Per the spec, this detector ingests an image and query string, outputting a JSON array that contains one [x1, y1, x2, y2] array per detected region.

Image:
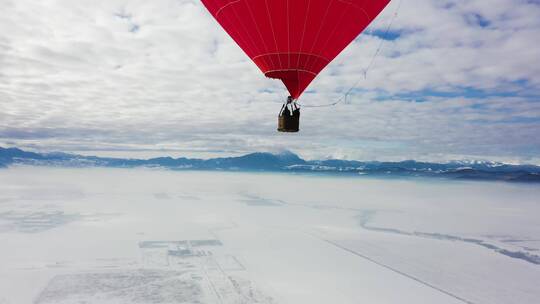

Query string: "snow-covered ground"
[[0, 167, 539, 304]]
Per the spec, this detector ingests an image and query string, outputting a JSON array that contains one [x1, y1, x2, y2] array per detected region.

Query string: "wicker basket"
[[278, 110, 300, 132]]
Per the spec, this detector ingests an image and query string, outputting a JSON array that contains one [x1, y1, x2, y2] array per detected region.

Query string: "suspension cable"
[[298, 0, 403, 108]]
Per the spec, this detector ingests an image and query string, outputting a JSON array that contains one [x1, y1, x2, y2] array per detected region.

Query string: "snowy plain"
[[0, 166, 539, 304]]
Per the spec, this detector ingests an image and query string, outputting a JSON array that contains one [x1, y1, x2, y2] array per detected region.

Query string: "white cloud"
[[0, 0, 539, 163]]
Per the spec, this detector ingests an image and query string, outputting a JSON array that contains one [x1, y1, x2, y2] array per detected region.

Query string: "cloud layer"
[[1, 0, 539, 163]]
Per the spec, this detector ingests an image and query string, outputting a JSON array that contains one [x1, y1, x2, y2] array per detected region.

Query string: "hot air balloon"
[[201, 0, 391, 132]]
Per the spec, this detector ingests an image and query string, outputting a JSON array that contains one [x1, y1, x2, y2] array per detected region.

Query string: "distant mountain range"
[[1, 146, 539, 183]]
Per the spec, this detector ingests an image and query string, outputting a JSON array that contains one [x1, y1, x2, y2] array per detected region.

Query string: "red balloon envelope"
[[201, 0, 391, 99]]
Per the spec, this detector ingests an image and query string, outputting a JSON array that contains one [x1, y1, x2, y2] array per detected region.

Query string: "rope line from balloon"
[[298, 0, 403, 108]]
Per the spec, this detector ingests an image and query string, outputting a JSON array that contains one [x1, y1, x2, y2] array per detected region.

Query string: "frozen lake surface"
[[0, 167, 539, 304]]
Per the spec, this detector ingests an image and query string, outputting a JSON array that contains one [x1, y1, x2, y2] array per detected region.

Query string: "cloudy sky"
[[1, 0, 539, 163]]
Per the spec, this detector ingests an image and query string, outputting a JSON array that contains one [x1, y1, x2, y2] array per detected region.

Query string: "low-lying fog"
[[0, 167, 539, 304]]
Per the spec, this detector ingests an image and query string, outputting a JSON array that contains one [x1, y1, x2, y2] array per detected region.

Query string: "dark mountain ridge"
[[1, 146, 539, 183]]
